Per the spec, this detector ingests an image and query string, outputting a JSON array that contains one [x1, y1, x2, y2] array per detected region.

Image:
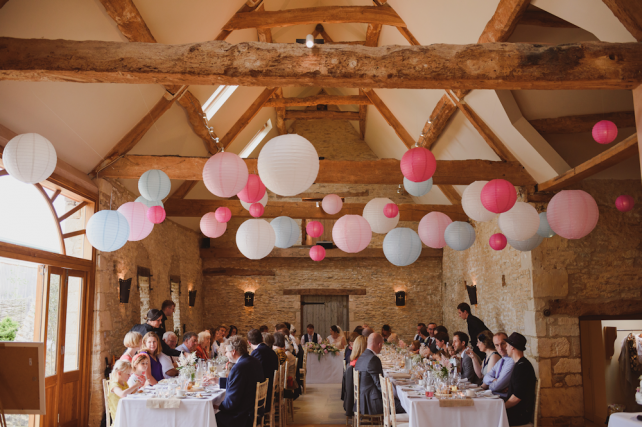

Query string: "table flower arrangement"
[[636, 375, 642, 405], [305, 342, 341, 361], [177, 351, 198, 380], [427, 361, 450, 380]]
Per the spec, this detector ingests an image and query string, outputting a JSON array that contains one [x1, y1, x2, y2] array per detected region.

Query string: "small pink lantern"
[[489, 233, 507, 251], [592, 120, 618, 144], [615, 195, 634, 212], [306, 221, 324, 238], [383, 203, 399, 219], [310, 245, 326, 261], [322, 194, 343, 215], [200, 212, 227, 238], [215, 207, 232, 223], [249, 203, 264, 218], [418, 212, 452, 249], [400, 147, 437, 183], [147, 206, 166, 224], [237, 174, 266, 204], [480, 179, 517, 214], [332, 215, 372, 253], [547, 190, 599, 239]]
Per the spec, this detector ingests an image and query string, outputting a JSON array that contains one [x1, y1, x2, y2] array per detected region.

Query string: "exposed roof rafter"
[[530, 111, 636, 135]]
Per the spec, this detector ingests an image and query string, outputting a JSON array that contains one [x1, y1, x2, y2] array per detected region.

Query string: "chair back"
[[353, 369, 360, 427], [102, 379, 111, 427], [279, 364, 286, 427], [386, 378, 400, 427], [534, 378, 541, 427], [380, 375, 391, 427], [343, 360, 347, 372], [302, 347, 308, 372], [253, 379, 269, 427]]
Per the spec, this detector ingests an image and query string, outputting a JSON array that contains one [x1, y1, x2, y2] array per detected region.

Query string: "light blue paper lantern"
[[135, 196, 164, 211], [86, 210, 130, 252], [383, 228, 422, 266], [403, 177, 433, 197], [444, 221, 476, 251], [271, 216, 299, 249], [138, 170, 171, 201], [536, 212, 555, 238], [507, 233, 544, 252]]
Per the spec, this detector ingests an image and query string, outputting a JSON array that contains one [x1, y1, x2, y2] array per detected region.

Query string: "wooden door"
[[325, 296, 349, 334], [301, 295, 349, 340], [43, 267, 63, 427]]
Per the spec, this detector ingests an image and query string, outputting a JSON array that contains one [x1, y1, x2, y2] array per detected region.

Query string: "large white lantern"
[[271, 216, 300, 249], [332, 215, 372, 253], [363, 198, 399, 234], [241, 191, 268, 211], [86, 210, 130, 252], [3, 133, 57, 184], [257, 134, 319, 196], [444, 221, 476, 251], [507, 233, 543, 252], [236, 219, 276, 260], [537, 212, 555, 238], [117, 202, 153, 241], [203, 152, 249, 198], [462, 181, 496, 222], [138, 169, 171, 201], [403, 177, 433, 197], [135, 196, 164, 212], [498, 202, 540, 241], [383, 228, 422, 267]]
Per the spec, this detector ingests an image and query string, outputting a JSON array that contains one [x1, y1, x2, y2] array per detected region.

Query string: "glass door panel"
[[63, 275, 83, 372], [44, 271, 62, 378]]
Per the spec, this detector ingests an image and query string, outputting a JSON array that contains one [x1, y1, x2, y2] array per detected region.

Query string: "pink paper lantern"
[[418, 212, 452, 249], [117, 201, 153, 241], [615, 195, 634, 212], [306, 221, 324, 238], [322, 194, 343, 215], [489, 233, 507, 251], [147, 206, 166, 224], [332, 215, 372, 253], [383, 203, 399, 219], [310, 245, 326, 262], [400, 147, 437, 183], [200, 213, 227, 238], [202, 152, 249, 198], [480, 179, 517, 214], [215, 207, 232, 223], [249, 203, 264, 218], [592, 120, 618, 144], [547, 190, 599, 239], [237, 174, 266, 204]]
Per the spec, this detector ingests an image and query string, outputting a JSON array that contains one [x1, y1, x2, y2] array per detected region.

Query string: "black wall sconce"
[[395, 291, 406, 307], [188, 290, 197, 307], [119, 278, 132, 304], [465, 281, 478, 305], [245, 292, 255, 307]]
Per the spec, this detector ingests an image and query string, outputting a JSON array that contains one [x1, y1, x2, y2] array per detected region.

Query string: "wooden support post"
[[631, 85, 642, 183]]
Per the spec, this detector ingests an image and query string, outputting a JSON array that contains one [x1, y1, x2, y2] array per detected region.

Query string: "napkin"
[[387, 373, 411, 379], [146, 398, 181, 409]]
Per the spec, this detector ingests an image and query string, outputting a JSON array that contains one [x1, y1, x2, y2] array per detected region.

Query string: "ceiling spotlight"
[[306, 34, 314, 48]]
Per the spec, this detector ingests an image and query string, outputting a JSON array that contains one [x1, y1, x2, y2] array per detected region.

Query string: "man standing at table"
[[248, 329, 279, 415], [301, 324, 321, 345], [504, 332, 536, 427], [482, 332, 515, 398], [457, 302, 491, 360]]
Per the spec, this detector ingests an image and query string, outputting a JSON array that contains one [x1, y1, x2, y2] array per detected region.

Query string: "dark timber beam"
[[530, 111, 636, 135]]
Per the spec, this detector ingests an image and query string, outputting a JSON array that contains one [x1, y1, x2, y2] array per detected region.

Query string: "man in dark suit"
[[452, 331, 480, 384], [354, 333, 405, 415], [214, 336, 266, 427], [247, 329, 279, 415], [458, 302, 491, 360], [301, 324, 320, 345]]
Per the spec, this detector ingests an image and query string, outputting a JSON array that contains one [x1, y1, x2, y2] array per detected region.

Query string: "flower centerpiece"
[[305, 341, 341, 361], [636, 375, 642, 405], [428, 361, 449, 380], [177, 351, 198, 380]]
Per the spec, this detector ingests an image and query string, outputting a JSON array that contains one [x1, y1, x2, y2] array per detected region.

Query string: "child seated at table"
[[127, 353, 151, 388], [108, 360, 141, 423]]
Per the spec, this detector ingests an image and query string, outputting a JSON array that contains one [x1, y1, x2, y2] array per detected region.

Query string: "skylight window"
[[239, 119, 273, 159], [202, 85, 238, 120]]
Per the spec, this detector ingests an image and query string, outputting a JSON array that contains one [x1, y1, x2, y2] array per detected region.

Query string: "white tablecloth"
[[306, 350, 344, 384], [609, 413, 642, 427]]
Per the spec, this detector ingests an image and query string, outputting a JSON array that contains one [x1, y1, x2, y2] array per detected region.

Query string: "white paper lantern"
[[332, 215, 372, 253], [117, 202, 153, 241], [135, 196, 164, 211], [537, 212, 555, 238], [403, 177, 433, 197], [236, 219, 276, 260], [3, 133, 57, 184], [507, 233, 543, 252], [257, 134, 319, 197], [444, 221, 476, 251], [363, 198, 399, 234], [138, 170, 171, 201], [86, 210, 130, 252], [462, 181, 496, 222], [203, 152, 249, 198], [322, 194, 343, 215], [241, 191, 268, 211], [271, 216, 299, 249], [383, 228, 422, 267], [498, 202, 540, 241]]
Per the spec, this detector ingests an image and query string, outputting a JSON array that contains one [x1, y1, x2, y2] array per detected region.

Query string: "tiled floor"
[[291, 383, 348, 425]]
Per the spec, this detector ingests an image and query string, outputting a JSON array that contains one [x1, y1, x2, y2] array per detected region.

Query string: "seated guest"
[[226, 325, 239, 339], [139, 332, 169, 384], [417, 326, 430, 344], [409, 340, 420, 354], [290, 327, 300, 345], [259, 325, 269, 333], [452, 331, 479, 384], [211, 325, 227, 357], [214, 336, 266, 427], [483, 332, 515, 398], [350, 336, 366, 367], [353, 325, 364, 335], [301, 324, 321, 345], [176, 331, 198, 354], [504, 333, 536, 427], [130, 309, 181, 357], [127, 353, 152, 387], [279, 326, 298, 355], [413, 323, 426, 341], [248, 329, 279, 415], [431, 331, 449, 360], [345, 332, 360, 363], [120, 331, 142, 362], [426, 323, 437, 350], [381, 324, 399, 344], [467, 330, 500, 380], [163, 331, 179, 362], [342, 335, 367, 417], [108, 361, 140, 422], [273, 332, 300, 399], [328, 325, 347, 349], [263, 332, 275, 348], [361, 327, 374, 338], [196, 331, 211, 360]]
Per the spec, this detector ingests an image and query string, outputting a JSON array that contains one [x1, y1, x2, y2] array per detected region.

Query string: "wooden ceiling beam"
[[530, 111, 636, 135], [284, 110, 360, 121], [0, 0, 10, 9], [275, 190, 370, 200], [479, 0, 531, 43], [202, 247, 442, 259], [166, 180, 198, 201], [519, 8, 578, 28], [315, 24, 335, 43], [359, 89, 368, 139], [97, 0, 156, 43], [214, 0, 265, 41], [273, 88, 287, 135], [602, 0, 642, 42], [176, 91, 218, 154], [362, 88, 415, 149], [218, 87, 277, 149], [418, 94, 457, 150], [264, 95, 371, 108], [255, 4, 273, 43]]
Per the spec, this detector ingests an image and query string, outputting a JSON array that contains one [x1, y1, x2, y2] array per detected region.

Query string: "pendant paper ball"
[[138, 170, 171, 201], [547, 190, 599, 239], [332, 215, 372, 253], [498, 202, 540, 241], [592, 120, 618, 144], [203, 152, 249, 198], [418, 212, 452, 249], [237, 174, 266, 204], [400, 147, 437, 183], [135, 196, 163, 211], [306, 221, 324, 238], [363, 198, 399, 234], [200, 213, 227, 238], [444, 221, 476, 251], [257, 134, 319, 197], [537, 212, 555, 238], [147, 206, 166, 224], [322, 194, 343, 215], [215, 207, 232, 223], [3, 133, 57, 184], [507, 233, 543, 252], [236, 219, 276, 260], [615, 195, 634, 212], [249, 203, 264, 218], [383, 203, 399, 219], [117, 202, 154, 241], [310, 245, 326, 262], [86, 210, 130, 252], [241, 191, 268, 211], [383, 228, 422, 267], [403, 177, 433, 197], [480, 179, 517, 214], [462, 181, 497, 222], [271, 216, 300, 249], [489, 233, 507, 251]]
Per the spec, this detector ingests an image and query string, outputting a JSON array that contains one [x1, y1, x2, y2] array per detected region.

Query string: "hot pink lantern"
[[592, 120, 618, 144], [202, 152, 249, 198], [332, 215, 372, 253], [306, 221, 324, 238], [249, 203, 264, 218], [322, 194, 343, 215], [480, 179, 517, 214], [237, 174, 266, 204], [147, 206, 166, 224], [117, 201, 153, 241], [400, 147, 437, 183], [200, 212, 227, 238], [215, 207, 232, 223], [615, 195, 634, 212], [418, 212, 452, 249], [489, 233, 507, 251], [310, 245, 326, 261], [383, 203, 399, 219], [547, 190, 599, 239]]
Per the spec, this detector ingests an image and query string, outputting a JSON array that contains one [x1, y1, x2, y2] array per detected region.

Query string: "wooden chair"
[[344, 360, 347, 372], [102, 379, 112, 427], [284, 361, 295, 424], [353, 370, 383, 427], [277, 364, 286, 427], [379, 375, 391, 427], [385, 378, 409, 427], [264, 370, 278, 427], [534, 378, 541, 427], [253, 379, 270, 427], [299, 347, 308, 394]]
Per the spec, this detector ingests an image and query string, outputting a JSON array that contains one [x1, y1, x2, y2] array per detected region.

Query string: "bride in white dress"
[[327, 325, 347, 349]]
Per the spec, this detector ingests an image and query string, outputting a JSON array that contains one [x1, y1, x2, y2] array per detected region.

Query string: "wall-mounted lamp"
[[395, 291, 406, 307], [465, 281, 478, 305], [245, 291, 255, 307], [188, 290, 197, 307], [119, 278, 132, 304]]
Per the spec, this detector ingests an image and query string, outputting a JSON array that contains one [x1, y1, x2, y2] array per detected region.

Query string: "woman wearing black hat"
[[130, 309, 181, 357]]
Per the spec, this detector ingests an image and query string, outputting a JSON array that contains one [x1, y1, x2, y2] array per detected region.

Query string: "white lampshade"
[[383, 228, 422, 267], [236, 219, 276, 260], [117, 202, 153, 241], [257, 134, 319, 196], [270, 216, 300, 249], [403, 177, 433, 197], [3, 133, 57, 184], [444, 221, 476, 251], [498, 202, 540, 241], [135, 196, 164, 211], [332, 215, 372, 253], [537, 212, 556, 238], [363, 198, 399, 234], [507, 233, 544, 252], [322, 194, 343, 215], [462, 181, 496, 222], [241, 191, 268, 211], [86, 210, 130, 252], [203, 152, 249, 198], [138, 169, 171, 201]]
